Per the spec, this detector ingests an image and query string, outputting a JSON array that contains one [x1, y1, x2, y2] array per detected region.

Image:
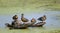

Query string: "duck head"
[[21, 13, 24, 18], [43, 15, 46, 17], [12, 15, 18, 21], [43, 15, 46, 19]]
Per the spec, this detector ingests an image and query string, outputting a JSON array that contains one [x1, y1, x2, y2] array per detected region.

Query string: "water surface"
[[0, 8, 60, 33]]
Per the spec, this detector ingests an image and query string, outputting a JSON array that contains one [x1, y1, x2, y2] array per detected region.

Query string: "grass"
[[0, 28, 60, 33]]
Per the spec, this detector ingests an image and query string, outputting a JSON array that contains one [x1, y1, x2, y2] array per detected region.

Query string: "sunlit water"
[[0, 8, 60, 33]]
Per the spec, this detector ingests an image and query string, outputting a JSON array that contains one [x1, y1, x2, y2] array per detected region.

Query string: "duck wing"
[[21, 18, 29, 22], [38, 17, 43, 21]]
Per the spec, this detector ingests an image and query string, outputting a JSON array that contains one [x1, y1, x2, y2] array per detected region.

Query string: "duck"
[[12, 15, 18, 19], [37, 15, 46, 22], [21, 14, 29, 22], [30, 18, 36, 25], [31, 18, 36, 22]]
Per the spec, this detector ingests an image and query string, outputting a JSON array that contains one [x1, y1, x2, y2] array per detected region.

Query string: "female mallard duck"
[[38, 15, 46, 22], [31, 18, 36, 22], [30, 18, 36, 25], [21, 14, 29, 22]]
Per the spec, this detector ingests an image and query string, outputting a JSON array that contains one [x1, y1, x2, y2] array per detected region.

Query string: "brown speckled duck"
[[30, 18, 36, 25], [21, 14, 29, 22], [38, 15, 46, 22], [31, 18, 36, 22]]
